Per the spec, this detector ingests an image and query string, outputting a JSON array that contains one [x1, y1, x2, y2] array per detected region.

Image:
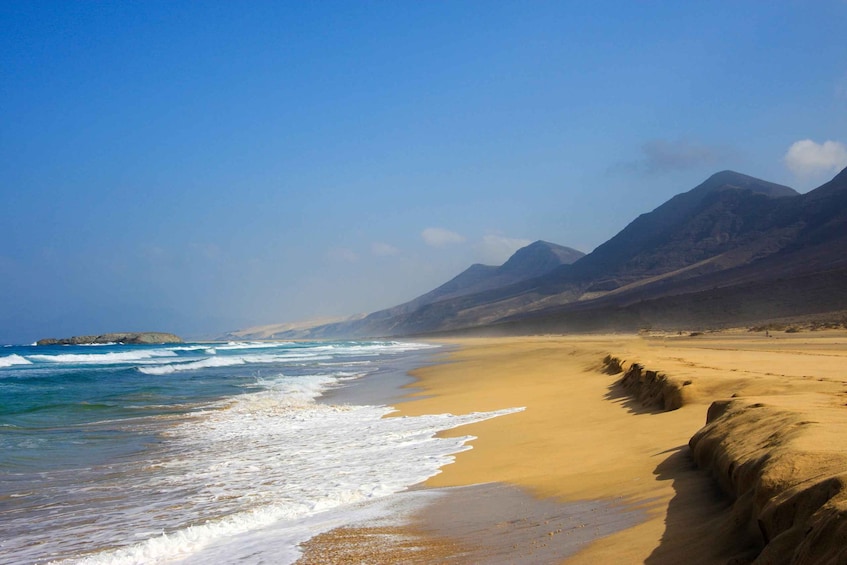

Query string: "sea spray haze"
[[0, 340, 521, 564]]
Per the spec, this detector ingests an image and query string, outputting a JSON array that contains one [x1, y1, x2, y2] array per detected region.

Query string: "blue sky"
[[2, 1, 847, 342]]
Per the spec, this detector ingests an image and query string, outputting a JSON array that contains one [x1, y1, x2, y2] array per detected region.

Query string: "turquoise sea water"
[[0, 340, 520, 564]]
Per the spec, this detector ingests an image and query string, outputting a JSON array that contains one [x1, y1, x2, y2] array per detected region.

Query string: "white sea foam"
[[181, 489, 444, 565], [204, 340, 434, 357], [137, 352, 334, 375], [318, 360, 373, 366], [27, 350, 178, 364], [136, 356, 242, 375], [48, 370, 523, 565], [0, 354, 32, 368], [6, 340, 461, 564], [215, 341, 295, 351], [310, 341, 437, 355]]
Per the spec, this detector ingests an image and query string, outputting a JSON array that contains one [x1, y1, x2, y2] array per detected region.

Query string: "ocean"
[[0, 340, 519, 564]]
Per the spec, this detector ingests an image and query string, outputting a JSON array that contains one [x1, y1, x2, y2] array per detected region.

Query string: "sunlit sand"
[[298, 329, 847, 563]]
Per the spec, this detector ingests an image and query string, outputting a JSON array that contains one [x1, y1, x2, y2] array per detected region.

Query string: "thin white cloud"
[[371, 242, 399, 256], [140, 245, 168, 261], [640, 139, 728, 173], [836, 73, 847, 100], [479, 234, 531, 264], [421, 227, 465, 247], [611, 138, 734, 175], [188, 242, 222, 261], [784, 139, 847, 176], [326, 247, 359, 263]]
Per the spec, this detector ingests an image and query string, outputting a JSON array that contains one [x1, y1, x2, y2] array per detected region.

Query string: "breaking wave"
[[0, 354, 32, 368]]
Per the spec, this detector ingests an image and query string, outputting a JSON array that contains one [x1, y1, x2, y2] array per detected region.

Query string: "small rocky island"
[[36, 332, 183, 346]]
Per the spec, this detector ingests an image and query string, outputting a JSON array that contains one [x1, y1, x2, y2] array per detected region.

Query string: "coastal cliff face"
[[36, 332, 183, 346], [607, 348, 847, 564], [611, 358, 695, 411], [690, 399, 847, 564]]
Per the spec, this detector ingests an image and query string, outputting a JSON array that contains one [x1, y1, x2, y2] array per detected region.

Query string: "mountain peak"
[[569, 170, 799, 280], [499, 241, 585, 276], [705, 170, 749, 183], [360, 239, 584, 317], [695, 170, 797, 198]]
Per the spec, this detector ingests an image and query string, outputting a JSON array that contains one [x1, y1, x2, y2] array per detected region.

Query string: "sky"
[[2, 1, 847, 343]]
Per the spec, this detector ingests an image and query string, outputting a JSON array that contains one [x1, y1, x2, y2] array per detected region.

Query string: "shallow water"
[[0, 340, 520, 564]]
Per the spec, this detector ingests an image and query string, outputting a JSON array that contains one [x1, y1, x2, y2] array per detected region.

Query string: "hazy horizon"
[[3, 2, 847, 343]]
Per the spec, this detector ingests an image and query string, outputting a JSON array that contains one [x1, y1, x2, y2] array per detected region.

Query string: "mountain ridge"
[[255, 167, 847, 338], [301, 240, 584, 338], [357, 170, 806, 335], [455, 166, 847, 334]]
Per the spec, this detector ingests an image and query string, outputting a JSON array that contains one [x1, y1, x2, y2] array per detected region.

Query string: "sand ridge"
[[390, 335, 731, 563]]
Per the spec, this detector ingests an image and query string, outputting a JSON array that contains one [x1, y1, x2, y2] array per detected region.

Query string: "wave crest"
[[0, 354, 32, 368], [28, 350, 178, 364]]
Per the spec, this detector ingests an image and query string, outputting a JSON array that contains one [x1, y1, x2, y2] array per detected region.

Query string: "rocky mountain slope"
[[392, 240, 584, 311], [273, 167, 847, 338], [486, 166, 847, 333], [302, 240, 584, 338]]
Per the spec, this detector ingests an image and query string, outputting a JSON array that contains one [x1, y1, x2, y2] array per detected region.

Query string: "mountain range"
[[232, 167, 847, 339]]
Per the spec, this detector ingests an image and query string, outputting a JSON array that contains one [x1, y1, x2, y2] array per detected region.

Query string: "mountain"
[[345, 170, 803, 335], [481, 166, 847, 333], [293, 241, 584, 338], [568, 170, 799, 289], [404, 241, 584, 308], [267, 167, 847, 339], [216, 315, 366, 340]]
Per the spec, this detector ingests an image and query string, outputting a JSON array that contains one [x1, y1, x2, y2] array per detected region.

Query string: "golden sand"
[[298, 330, 847, 563]]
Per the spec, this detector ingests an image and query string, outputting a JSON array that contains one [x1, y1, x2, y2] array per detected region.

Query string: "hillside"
[[262, 167, 847, 339], [399, 240, 584, 309], [480, 166, 847, 333], [217, 315, 366, 340], [301, 240, 584, 339], [334, 170, 806, 336], [391, 170, 805, 333]]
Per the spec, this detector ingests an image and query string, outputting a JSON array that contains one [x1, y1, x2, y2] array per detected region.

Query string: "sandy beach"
[[297, 330, 847, 564]]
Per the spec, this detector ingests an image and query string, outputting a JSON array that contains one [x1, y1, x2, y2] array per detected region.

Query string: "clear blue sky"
[[2, 1, 846, 342]]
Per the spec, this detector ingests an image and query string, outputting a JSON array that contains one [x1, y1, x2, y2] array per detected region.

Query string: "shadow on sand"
[[604, 381, 665, 415], [604, 379, 760, 563], [644, 445, 760, 565]]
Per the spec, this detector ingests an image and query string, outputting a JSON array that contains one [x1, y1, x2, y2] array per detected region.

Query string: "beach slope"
[[298, 330, 847, 563]]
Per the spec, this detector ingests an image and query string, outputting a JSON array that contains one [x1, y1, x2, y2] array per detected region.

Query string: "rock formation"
[[36, 332, 183, 346]]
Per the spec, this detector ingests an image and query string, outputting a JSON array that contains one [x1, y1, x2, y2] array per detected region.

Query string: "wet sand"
[[297, 482, 644, 564], [298, 330, 847, 563]]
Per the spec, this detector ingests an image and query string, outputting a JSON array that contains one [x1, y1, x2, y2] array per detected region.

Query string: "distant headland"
[[36, 332, 183, 346]]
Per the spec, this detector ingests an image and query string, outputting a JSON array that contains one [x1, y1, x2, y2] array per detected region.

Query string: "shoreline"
[[298, 330, 847, 563], [317, 345, 444, 407]]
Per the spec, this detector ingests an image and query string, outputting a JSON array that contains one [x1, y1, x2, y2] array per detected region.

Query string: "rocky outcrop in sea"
[[36, 332, 183, 346]]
